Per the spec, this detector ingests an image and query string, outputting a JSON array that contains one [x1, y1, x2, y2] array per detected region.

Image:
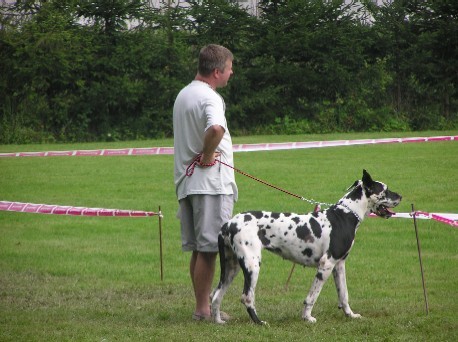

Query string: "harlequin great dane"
[[211, 170, 401, 324]]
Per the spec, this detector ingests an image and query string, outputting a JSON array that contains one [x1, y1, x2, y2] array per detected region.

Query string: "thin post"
[[412, 204, 429, 315], [285, 204, 321, 291], [158, 206, 164, 281], [284, 263, 296, 291]]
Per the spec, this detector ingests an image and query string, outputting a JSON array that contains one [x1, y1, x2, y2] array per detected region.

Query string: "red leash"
[[186, 154, 315, 202], [217, 159, 305, 201], [185, 154, 217, 176]]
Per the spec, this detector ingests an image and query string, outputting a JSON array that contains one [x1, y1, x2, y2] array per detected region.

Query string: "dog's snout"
[[388, 190, 402, 203]]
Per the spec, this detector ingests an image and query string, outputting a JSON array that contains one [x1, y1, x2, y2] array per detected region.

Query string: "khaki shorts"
[[177, 194, 234, 252]]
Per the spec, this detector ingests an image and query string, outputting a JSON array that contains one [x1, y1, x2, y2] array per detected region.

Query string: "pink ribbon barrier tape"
[[0, 135, 456, 158], [0, 201, 159, 217], [369, 211, 458, 227]]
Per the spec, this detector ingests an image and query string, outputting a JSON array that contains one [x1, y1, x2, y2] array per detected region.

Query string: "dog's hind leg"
[[211, 235, 240, 324], [233, 229, 264, 325], [239, 252, 264, 325], [302, 257, 335, 323], [332, 260, 361, 319]]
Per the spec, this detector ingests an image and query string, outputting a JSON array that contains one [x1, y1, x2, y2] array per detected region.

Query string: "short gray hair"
[[198, 44, 233, 76]]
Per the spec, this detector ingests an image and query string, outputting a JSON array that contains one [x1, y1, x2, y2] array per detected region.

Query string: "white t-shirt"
[[173, 80, 238, 201]]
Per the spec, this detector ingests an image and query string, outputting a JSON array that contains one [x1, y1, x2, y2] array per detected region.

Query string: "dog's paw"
[[212, 312, 228, 324], [346, 312, 362, 319], [214, 318, 227, 324], [303, 316, 317, 323]]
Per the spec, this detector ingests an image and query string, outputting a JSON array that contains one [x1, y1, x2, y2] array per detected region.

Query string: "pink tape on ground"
[[0, 201, 159, 217], [0, 135, 456, 158]]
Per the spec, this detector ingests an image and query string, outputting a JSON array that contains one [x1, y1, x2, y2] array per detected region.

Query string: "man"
[[173, 44, 237, 321]]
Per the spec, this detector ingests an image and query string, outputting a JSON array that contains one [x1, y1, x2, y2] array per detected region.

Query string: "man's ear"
[[213, 68, 221, 78]]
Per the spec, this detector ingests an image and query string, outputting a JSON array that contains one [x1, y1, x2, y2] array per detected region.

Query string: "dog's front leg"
[[333, 260, 361, 319], [302, 260, 334, 323]]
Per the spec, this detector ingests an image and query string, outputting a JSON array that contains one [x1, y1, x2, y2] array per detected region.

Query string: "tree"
[[369, 0, 458, 129], [409, 0, 458, 126], [1, 0, 456, 143]]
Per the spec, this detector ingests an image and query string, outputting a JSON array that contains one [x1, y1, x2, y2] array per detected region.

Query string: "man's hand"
[[198, 152, 220, 167]]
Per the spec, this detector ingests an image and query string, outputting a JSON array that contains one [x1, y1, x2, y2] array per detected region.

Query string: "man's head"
[[198, 44, 233, 88]]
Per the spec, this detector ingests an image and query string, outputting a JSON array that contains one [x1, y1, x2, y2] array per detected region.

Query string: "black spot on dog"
[[347, 186, 363, 201], [244, 214, 253, 222], [248, 211, 264, 219], [257, 229, 270, 246], [221, 222, 229, 234], [284, 213, 292, 217], [311, 212, 319, 218], [310, 218, 322, 238], [302, 248, 313, 257], [288, 225, 293, 230], [222, 222, 241, 246], [326, 206, 358, 259], [296, 225, 314, 243], [316, 272, 323, 281], [284, 232, 288, 236], [271, 213, 281, 220], [292, 217, 301, 224], [239, 257, 252, 296], [369, 182, 385, 195]]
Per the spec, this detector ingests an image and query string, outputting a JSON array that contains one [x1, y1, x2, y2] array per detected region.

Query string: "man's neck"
[[195, 75, 215, 90]]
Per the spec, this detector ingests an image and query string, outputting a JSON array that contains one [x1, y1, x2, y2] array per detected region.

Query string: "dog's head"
[[360, 169, 402, 218]]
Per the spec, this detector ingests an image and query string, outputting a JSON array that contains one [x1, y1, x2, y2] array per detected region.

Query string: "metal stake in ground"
[[412, 203, 429, 315], [158, 206, 164, 281]]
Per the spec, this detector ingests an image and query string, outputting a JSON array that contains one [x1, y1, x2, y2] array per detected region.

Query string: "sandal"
[[192, 313, 212, 321], [192, 311, 231, 322]]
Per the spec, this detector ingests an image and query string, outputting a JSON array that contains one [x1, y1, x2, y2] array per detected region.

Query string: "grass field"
[[1, 131, 457, 341]]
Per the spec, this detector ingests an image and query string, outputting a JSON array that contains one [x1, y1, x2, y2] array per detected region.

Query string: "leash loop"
[[185, 154, 217, 176], [185, 155, 333, 207]]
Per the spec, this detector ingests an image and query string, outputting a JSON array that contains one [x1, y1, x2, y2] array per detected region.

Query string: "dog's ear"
[[362, 169, 374, 187], [347, 180, 360, 191]]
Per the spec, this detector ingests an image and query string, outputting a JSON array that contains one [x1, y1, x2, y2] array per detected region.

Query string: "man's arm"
[[200, 124, 225, 165]]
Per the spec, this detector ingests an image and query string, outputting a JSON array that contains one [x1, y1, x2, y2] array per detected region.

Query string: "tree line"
[[0, 0, 457, 144]]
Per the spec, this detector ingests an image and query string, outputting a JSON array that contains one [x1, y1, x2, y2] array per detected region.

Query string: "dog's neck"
[[337, 202, 363, 222], [337, 183, 369, 222]]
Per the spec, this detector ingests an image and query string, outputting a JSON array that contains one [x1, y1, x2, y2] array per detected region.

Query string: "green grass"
[[1, 131, 457, 341]]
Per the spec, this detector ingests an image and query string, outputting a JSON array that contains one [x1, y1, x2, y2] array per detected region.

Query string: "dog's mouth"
[[373, 205, 396, 219]]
